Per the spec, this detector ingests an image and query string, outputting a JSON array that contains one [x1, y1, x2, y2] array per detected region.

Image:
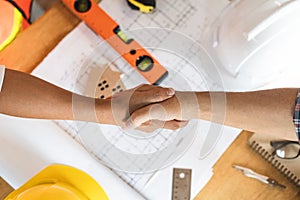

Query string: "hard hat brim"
[[5, 164, 109, 200]]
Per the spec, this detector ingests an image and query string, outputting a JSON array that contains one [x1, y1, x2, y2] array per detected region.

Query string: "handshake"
[[1, 69, 205, 133], [3, 68, 296, 140], [86, 84, 202, 132]]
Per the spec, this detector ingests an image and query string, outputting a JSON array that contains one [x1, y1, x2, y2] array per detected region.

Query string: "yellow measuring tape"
[[127, 0, 155, 13]]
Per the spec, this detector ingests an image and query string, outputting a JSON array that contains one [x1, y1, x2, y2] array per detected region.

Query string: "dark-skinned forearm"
[[0, 69, 111, 123]]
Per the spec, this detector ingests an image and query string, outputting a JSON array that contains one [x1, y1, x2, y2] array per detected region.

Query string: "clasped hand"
[[104, 84, 198, 132]]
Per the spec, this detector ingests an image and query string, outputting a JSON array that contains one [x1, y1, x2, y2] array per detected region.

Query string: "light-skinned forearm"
[[129, 89, 298, 140], [196, 89, 298, 140]]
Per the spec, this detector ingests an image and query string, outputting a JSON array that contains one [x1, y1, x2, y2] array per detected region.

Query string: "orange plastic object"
[[13, 0, 32, 19], [61, 0, 168, 85], [0, 1, 23, 50], [13, 0, 32, 29]]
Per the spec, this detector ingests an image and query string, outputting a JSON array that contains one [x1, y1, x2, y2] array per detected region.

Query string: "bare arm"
[[0, 69, 74, 120], [223, 89, 297, 140], [129, 89, 299, 140], [0, 69, 175, 127]]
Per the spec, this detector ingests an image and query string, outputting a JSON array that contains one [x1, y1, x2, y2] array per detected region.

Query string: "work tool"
[[126, 0, 156, 13], [62, 0, 168, 85], [233, 165, 286, 189], [172, 168, 192, 200]]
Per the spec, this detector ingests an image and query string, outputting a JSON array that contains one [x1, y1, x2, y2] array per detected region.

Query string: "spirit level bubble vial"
[[62, 0, 168, 85]]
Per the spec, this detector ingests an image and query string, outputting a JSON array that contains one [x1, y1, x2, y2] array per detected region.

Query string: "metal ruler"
[[172, 168, 192, 200]]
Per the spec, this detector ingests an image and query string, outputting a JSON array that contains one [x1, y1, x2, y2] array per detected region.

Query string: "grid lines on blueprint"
[[33, 0, 229, 194]]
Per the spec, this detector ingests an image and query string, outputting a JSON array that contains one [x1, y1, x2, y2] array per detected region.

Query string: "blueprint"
[[32, 0, 241, 198]]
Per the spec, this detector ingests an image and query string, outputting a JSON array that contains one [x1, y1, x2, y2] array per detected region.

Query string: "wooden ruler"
[[172, 168, 192, 200]]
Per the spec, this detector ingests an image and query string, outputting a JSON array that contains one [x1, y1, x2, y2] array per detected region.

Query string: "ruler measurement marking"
[[172, 168, 192, 200]]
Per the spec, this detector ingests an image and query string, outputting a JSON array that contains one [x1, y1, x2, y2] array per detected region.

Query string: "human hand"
[[125, 91, 200, 131], [98, 84, 176, 127]]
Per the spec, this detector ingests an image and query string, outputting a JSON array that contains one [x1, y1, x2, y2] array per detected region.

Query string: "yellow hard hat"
[[5, 164, 109, 200]]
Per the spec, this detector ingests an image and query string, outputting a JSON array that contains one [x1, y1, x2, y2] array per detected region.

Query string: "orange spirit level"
[[62, 0, 168, 85]]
